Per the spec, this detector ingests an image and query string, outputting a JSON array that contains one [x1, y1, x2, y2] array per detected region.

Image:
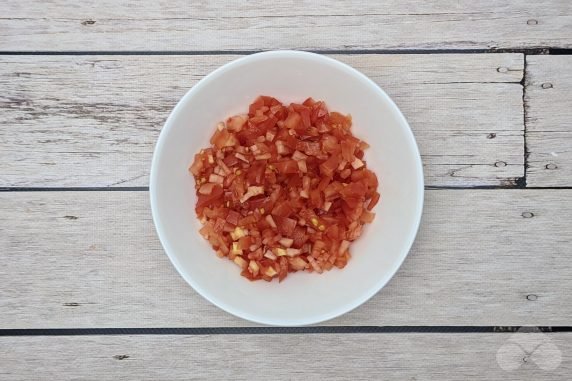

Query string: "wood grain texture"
[[525, 56, 572, 187], [0, 1, 571, 51], [0, 54, 524, 187], [1, 333, 570, 380], [1, 189, 570, 328]]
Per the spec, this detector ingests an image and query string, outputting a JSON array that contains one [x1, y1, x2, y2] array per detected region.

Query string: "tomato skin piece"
[[292, 104, 312, 128], [196, 185, 223, 208], [328, 111, 351, 129], [309, 189, 322, 209], [341, 139, 358, 162], [226, 210, 241, 225], [223, 154, 239, 167], [249, 97, 265, 116], [274, 159, 299, 175], [321, 135, 339, 154], [319, 154, 341, 178], [284, 111, 302, 130], [292, 226, 308, 248], [210, 129, 238, 149], [272, 201, 294, 218], [340, 181, 367, 200], [302, 97, 316, 107], [296, 141, 321, 157], [274, 216, 297, 236], [247, 162, 266, 185], [278, 257, 288, 282], [368, 191, 381, 210]]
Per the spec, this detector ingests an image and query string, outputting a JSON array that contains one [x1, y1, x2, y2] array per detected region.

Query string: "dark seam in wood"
[[0, 326, 569, 336], [0, 48, 553, 56], [522, 55, 529, 187]]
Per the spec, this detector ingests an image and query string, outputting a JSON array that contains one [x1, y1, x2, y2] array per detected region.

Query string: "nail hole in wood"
[[487, 133, 497, 139], [521, 212, 534, 218], [545, 163, 557, 170], [113, 355, 130, 360], [527, 19, 538, 25], [496, 67, 508, 73], [81, 20, 96, 26], [541, 82, 553, 89], [526, 294, 538, 301], [494, 161, 507, 167]]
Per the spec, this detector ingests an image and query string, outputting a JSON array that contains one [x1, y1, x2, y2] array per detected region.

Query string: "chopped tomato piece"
[[274, 159, 299, 175], [196, 185, 223, 208]]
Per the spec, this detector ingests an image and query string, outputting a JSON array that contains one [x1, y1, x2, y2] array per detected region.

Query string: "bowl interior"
[[150, 51, 423, 326]]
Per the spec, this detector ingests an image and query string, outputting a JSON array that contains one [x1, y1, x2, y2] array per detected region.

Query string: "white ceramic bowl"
[[150, 51, 424, 326]]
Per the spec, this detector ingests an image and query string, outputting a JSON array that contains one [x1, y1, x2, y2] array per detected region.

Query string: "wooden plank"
[[0, 54, 524, 187], [1, 189, 570, 328], [525, 56, 572, 187], [0, 1, 570, 51], [1, 333, 570, 380]]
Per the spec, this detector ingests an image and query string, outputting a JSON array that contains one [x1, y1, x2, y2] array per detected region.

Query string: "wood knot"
[[487, 133, 497, 139], [545, 163, 557, 170], [527, 19, 538, 25], [81, 20, 96, 26], [496, 67, 508, 73], [526, 294, 538, 301], [521, 212, 534, 218], [113, 355, 130, 360], [494, 161, 507, 167], [541, 82, 553, 89]]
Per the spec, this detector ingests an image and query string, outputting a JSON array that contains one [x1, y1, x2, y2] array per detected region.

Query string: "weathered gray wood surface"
[[2, 189, 570, 328], [1, 1, 572, 378], [1, 333, 570, 380], [1, 1, 571, 51], [0, 54, 524, 187], [526, 56, 572, 187]]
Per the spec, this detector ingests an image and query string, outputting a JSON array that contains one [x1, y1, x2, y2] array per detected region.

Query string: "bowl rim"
[[150, 50, 424, 326]]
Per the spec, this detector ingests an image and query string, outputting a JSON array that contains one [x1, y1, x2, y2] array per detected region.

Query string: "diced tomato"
[[210, 129, 238, 149], [292, 104, 312, 128], [249, 97, 265, 116], [368, 192, 380, 211], [292, 226, 308, 248], [226, 210, 241, 225], [275, 216, 297, 236], [321, 135, 339, 154], [191, 96, 379, 282], [341, 138, 358, 162], [319, 154, 341, 178], [226, 115, 248, 131], [302, 97, 316, 107], [274, 159, 299, 174], [223, 154, 239, 167], [284, 111, 302, 131], [342, 181, 366, 198], [272, 201, 294, 218], [278, 257, 288, 282], [328, 111, 351, 130], [296, 141, 321, 157], [196, 184, 223, 208], [247, 162, 266, 185]]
